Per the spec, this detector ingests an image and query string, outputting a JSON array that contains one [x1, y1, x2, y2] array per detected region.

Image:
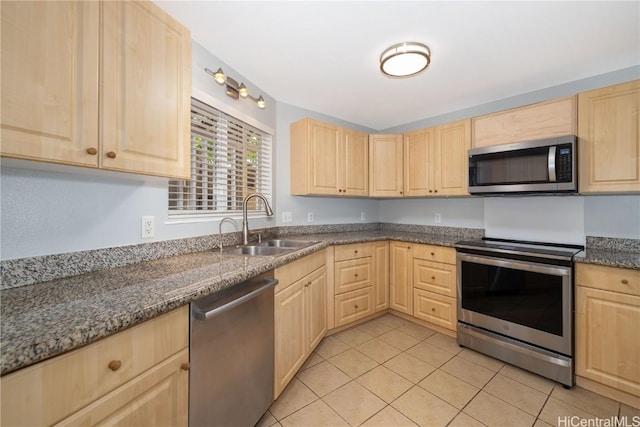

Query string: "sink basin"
[[258, 239, 318, 248], [224, 246, 292, 256]]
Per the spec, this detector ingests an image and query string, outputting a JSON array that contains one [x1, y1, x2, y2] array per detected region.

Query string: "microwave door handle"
[[548, 146, 557, 182]]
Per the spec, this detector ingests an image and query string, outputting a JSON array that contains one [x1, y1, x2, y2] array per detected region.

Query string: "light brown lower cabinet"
[[274, 250, 327, 399], [0, 306, 189, 427], [411, 244, 457, 331], [335, 287, 374, 327], [389, 241, 413, 314], [576, 263, 640, 399]]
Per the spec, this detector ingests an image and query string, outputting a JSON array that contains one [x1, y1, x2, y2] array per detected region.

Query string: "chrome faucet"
[[242, 193, 274, 245], [218, 217, 239, 253]]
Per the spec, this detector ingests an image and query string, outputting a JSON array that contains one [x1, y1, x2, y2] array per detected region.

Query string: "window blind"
[[169, 98, 273, 217]]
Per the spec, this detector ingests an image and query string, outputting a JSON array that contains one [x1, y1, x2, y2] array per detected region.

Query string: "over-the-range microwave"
[[468, 135, 577, 195]]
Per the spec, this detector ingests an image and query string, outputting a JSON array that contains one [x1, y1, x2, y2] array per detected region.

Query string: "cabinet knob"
[[343, 189, 347, 193], [108, 360, 122, 371], [354, 274, 358, 278], [432, 276, 436, 280], [431, 252, 435, 256], [429, 190, 433, 193], [400, 191, 403, 195], [434, 190, 438, 193], [354, 250, 358, 254], [181, 362, 190, 371], [622, 279, 629, 285], [86, 147, 98, 156], [106, 151, 117, 159], [431, 308, 436, 312], [355, 305, 359, 309]]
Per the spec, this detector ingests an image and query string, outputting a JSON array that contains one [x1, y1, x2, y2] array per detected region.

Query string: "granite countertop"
[[575, 248, 640, 270], [1, 230, 638, 375]]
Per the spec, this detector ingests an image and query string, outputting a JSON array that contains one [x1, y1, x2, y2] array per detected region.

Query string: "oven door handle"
[[457, 252, 570, 277]]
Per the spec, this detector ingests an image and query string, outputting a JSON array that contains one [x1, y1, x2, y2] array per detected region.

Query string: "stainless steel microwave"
[[468, 135, 577, 195]]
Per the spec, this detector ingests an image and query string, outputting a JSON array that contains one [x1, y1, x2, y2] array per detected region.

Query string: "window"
[[169, 98, 272, 218]]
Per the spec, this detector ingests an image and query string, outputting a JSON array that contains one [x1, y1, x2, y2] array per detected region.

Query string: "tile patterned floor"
[[259, 314, 640, 427]]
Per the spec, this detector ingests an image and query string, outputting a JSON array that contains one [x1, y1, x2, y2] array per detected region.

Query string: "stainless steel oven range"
[[455, 238, 583, 387]]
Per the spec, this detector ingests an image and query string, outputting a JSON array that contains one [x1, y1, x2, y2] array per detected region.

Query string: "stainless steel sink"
[[224, 246, 292, 256], [224, 239, 318, 256], [257, 239, 317, 248]]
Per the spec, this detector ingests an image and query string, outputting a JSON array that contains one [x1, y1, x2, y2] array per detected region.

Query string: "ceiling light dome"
[[380, 42, 431, 78]]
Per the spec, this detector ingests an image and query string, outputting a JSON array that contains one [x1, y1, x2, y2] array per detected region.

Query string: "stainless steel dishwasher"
[[189, 271, 277, 427]]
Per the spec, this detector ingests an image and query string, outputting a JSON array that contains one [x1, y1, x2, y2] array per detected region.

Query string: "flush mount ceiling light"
[[204, 67, 266, 109], [380, 42, 431, 78]]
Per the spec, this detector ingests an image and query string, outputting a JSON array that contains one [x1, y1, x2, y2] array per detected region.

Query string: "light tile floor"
[[259, 314, 640, 427]]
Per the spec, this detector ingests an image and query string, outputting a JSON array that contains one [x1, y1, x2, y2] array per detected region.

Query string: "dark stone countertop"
[[2, 230, 638, 375]]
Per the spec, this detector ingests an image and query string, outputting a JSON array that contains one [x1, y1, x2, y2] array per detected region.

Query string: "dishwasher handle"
[[193, 278, 278, 321]]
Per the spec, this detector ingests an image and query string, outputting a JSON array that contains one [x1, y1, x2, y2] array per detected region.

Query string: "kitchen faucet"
[[218, 217, 239, 253], [242, 193, 274, 245]]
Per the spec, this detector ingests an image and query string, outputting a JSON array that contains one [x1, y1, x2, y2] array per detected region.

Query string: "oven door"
[[457, 252, 573, 356]]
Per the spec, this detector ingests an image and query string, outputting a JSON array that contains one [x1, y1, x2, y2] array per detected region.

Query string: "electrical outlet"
[[307, 212, 314, 223], [361, 211, 366, 221], [282, 211, 292, 223], [141, 216, 155, 238], [435, 213, 442, 224]]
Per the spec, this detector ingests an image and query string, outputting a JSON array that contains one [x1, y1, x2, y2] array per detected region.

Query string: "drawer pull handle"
[[431, 308, 436, 312], [431, 252, 435, 256], [354, 274, 358, 278], [106, 151, 117, 159], [86, 147, 98, 155], [108, 360, 122, 371], [622, 279, 629, 285], [181, 362, 190, 371], [432, 276, 436, 280], [355, 305, 359, 309], [354, 250, 358, 254]]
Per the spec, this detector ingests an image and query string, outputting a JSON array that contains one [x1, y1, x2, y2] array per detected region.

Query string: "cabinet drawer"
[[275, 249, 326, 293], [576, 263, 640, 296], [335, 242, 373, 261], [412, 244, 456, 265], [413, 289, 457, 331], [335, 287, 373, 327], [413, 259, 456, 297], [335, 257, 372, 294], [1, 306, 188, 427]]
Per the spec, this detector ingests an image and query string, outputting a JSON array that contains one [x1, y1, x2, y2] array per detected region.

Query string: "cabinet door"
[[307, 120, 341, 195], [369, 134, 404, 197], [55, 350, 188, 427], [373, 241, 390, 312], [1, 1, 99, 166], [343, 128, 369, 196], [472, 96, 576, 148], [578, 80, 640, 193], [274, 281, 306, 398], [576, 286, 640, 397], [389, 242, 413, 314], [102, 1, 191, 179], [435, 119, 471, 196], [306, 267, 328, 353], [403, 129, 434, 196]]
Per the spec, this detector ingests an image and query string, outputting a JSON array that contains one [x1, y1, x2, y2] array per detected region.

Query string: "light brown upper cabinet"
[[1, 1, 191, 179], [403, 128, 433, 196], [291, 118, 368, 196], [369, 134, 404, 197], [472, 96, 577, 148], [434, 119, 471, 196], [578, 80, 640, 193], [380, 120, 470, 197]]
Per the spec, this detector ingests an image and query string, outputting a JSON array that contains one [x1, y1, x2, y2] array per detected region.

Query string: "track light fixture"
[[205, 67, 266, 109]]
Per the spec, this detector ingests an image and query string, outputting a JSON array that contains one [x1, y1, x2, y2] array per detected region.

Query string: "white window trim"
[[167, 89, 274, 223]]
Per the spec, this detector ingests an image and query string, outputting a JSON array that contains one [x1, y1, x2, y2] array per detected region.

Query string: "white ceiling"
[[154, 1, 640, 131]]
